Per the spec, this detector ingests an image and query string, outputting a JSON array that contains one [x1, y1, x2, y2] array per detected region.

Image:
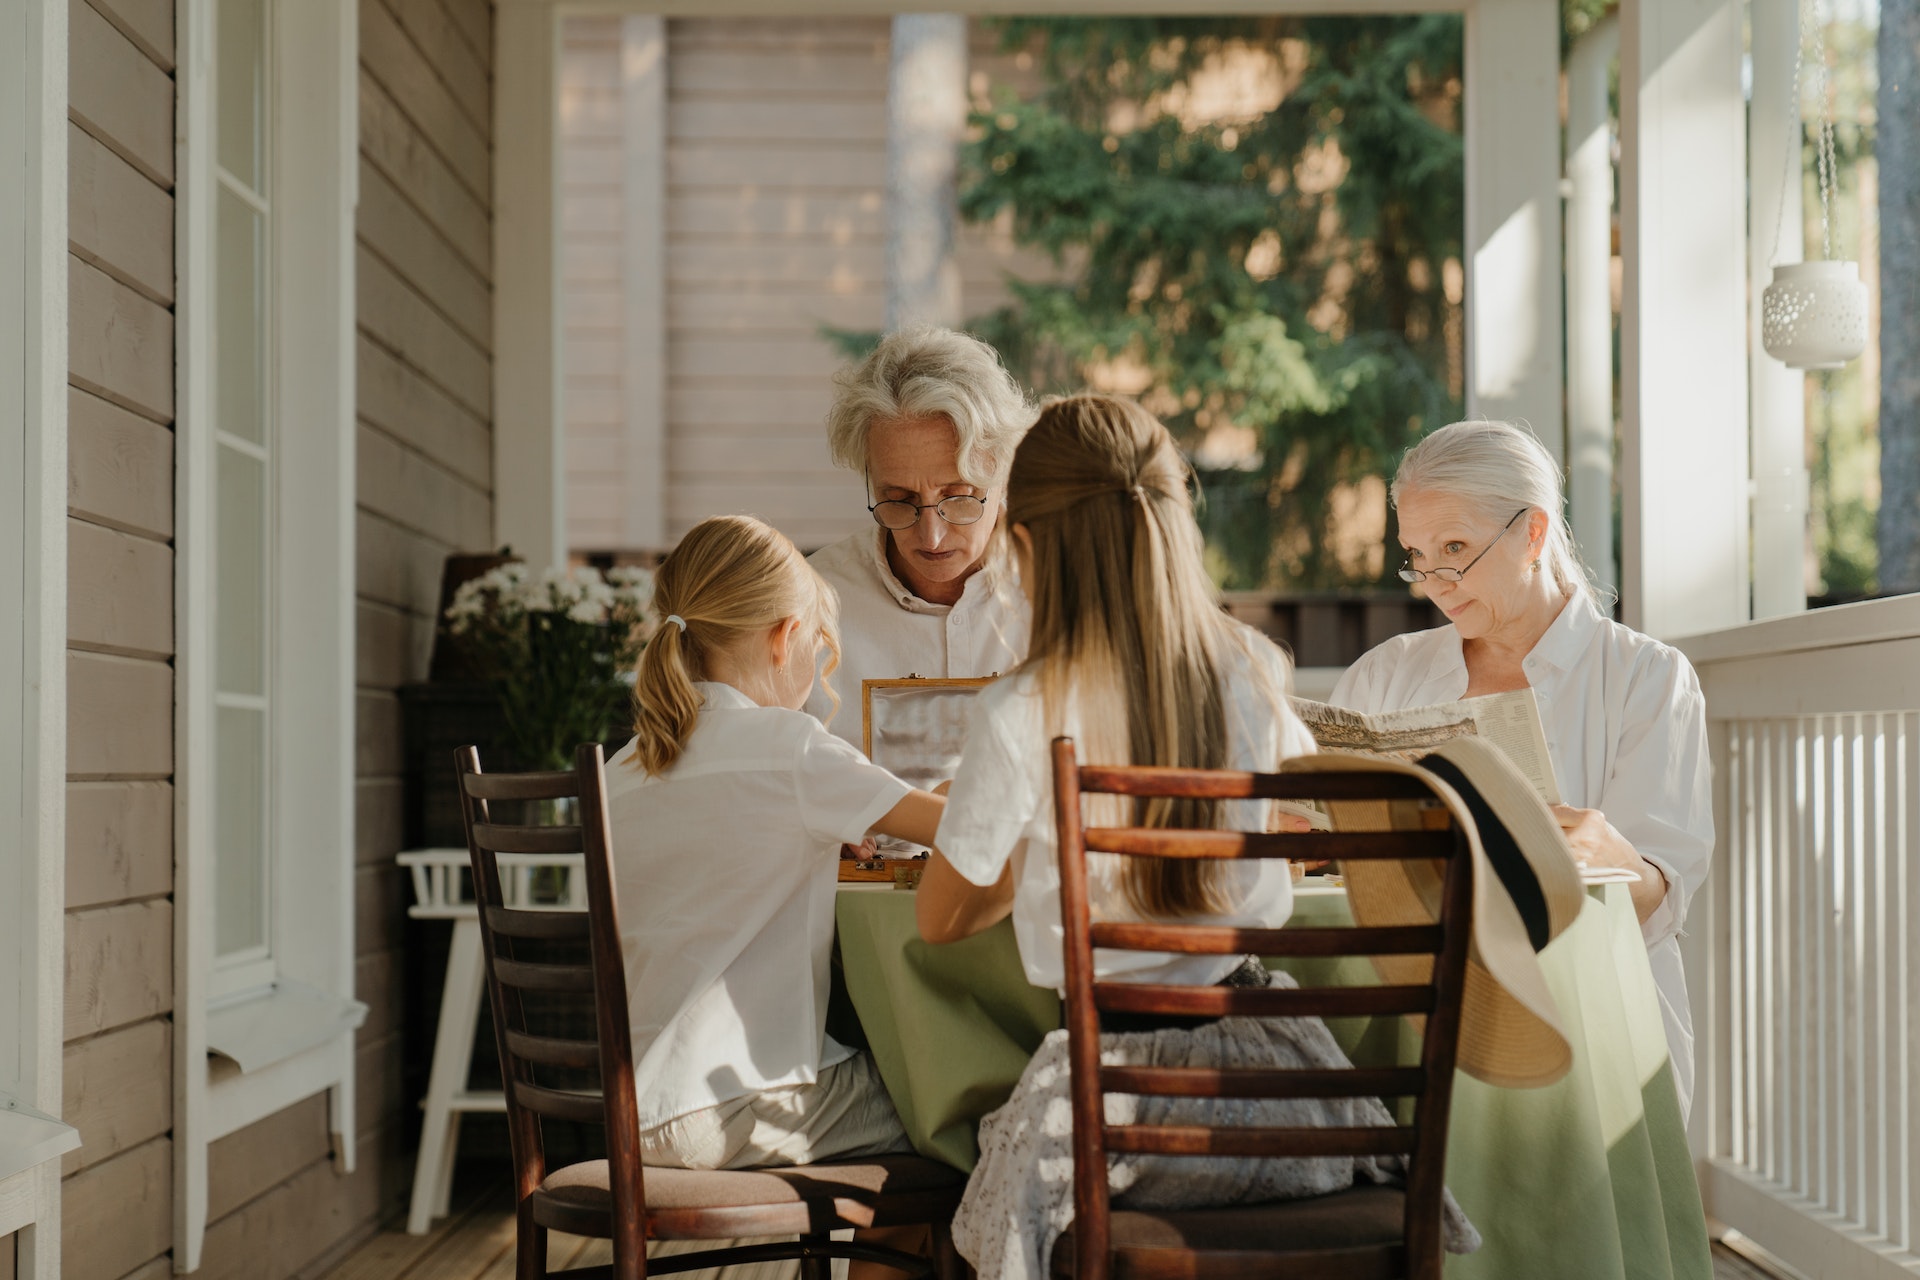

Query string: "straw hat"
[[1282, 737, 1587, 1089]]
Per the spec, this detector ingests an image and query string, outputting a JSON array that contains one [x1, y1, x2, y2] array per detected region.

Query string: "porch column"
[[1618, 0, 1750, 638], [621, 15, 667, 550], [1462, 0, 1564, 463], [1566, 15, 1619, 600], [885, 14, 968, 331], [1748, 0, 1809, 619], [494, 0, 566, 568]]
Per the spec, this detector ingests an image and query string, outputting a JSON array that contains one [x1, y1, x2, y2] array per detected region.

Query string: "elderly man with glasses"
[[802, 327, 1037, 752]]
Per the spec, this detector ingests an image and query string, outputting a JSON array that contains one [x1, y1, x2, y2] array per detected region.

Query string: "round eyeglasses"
[[1397, 508, 1528, 584], [867, 493, 988, 531]]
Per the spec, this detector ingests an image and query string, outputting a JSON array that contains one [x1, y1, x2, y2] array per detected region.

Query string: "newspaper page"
[[1290, 688, 1562, 805]]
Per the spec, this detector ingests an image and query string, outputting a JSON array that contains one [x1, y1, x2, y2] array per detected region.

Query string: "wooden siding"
[[339, 0, 493, 1270], [193, 0, 497, 1269], [42, 0, 498, 1270], [62, 0, 177, 1270], [560, 17, 1061, 556]]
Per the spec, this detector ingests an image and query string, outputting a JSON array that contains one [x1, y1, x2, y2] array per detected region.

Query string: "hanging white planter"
[[1761, 260, 1870, 370]]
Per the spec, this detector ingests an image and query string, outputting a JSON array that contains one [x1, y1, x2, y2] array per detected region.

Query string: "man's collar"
[[862, 526, 1007, 613]]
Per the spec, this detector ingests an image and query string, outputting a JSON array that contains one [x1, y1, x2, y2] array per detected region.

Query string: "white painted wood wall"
[[559, 16, 1054, 554], [1683, 598, 1920, 1280]]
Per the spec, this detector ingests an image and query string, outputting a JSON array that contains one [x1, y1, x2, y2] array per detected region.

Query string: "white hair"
[[825, 327, 1036, 488], [1391, 420, 1610, 608]]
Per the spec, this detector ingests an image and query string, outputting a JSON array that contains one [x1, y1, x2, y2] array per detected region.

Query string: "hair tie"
[[1131, 484, 1147, 501], [665, 614, 687, 632]]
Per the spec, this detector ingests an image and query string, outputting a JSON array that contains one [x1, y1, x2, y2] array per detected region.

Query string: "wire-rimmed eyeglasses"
[[1396, 508, 1528, 584], [867, 492, 989, 531]]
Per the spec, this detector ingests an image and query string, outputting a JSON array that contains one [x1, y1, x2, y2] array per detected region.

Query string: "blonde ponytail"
[[630, 516, 841, 776]]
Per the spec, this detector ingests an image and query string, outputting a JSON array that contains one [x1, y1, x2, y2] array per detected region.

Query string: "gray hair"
[[1391, 420, 1609, 609], [825, 327, 1036, 488]]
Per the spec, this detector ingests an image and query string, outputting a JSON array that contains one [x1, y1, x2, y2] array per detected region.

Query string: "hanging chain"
[[1810, 0, 1839, 260]]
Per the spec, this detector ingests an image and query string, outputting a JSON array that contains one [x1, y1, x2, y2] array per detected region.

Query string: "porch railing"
[[1681, 595, 1920, 1279]]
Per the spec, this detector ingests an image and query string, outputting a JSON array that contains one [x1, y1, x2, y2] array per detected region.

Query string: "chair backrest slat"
[[1052, 736, 1475, 1280], [1091, 983, 1435, 1020], [1074, 765, 1437, 802], [472, 821, 585, 854], [457, 743, 652, 1278], [1100, 1065, 1427, 1101], [505, 1028, 603, 1070], [515, 1081, 608, 1125], [492, 955, 597, 994], [485, 905, 593, 941], [1082, 828, 1454, 861], [463, 769, 581, 802], [1102, 1125, 1419, 1160], [1088, 922, 1443, 957]]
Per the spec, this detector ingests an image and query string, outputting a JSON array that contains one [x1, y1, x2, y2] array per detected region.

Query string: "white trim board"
[[171, 0, 360, 1268], [0, 0, 73, 1272]]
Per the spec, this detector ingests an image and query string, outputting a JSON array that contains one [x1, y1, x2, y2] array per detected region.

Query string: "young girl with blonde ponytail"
[[604, 514, 942, 1178]]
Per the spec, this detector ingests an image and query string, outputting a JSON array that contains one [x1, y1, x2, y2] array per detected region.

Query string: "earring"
[[1532, 558, 1542, 572]]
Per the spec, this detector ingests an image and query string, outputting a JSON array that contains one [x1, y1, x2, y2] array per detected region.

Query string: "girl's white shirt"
[[605, 681, 912, 1128], [1329, 593, 1713, 1117], [936, 632, 1318, 994]]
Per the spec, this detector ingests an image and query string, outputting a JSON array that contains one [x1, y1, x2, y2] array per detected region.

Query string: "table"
[[834, 882, 1712, 1280]]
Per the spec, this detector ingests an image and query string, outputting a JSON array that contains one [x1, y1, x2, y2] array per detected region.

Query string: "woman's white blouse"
[[604, 681, 912, 1128], [1329, 595, 1712, 1114], [935, 634, 1319, 993], [804, 529, 1030, 747]]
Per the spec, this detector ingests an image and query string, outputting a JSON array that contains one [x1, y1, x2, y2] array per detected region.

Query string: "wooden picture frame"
[[856, 676, 997, 862], [860, 676, 998, 766]]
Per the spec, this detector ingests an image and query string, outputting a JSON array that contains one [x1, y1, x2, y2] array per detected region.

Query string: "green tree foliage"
[[957, 16, 1465, 589]]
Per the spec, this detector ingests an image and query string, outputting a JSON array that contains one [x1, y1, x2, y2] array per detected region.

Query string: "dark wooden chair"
[[455, 742, 965, 1280], [1048, 739, 1474, 1280]]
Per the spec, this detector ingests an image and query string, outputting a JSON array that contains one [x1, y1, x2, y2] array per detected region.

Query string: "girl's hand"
[[840, 837, 879, 861]]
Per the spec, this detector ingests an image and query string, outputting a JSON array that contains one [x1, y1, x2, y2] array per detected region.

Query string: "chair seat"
[[1049, 1185, 1409, 1280], [531, 1153, 967, 1239]]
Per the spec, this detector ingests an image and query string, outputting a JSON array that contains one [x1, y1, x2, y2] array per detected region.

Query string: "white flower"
[[567, 599, 603, 625]]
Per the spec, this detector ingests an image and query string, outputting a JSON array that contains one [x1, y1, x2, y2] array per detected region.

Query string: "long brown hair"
[[1010, 394, 1279, 917], [630, 515, 841, 776]]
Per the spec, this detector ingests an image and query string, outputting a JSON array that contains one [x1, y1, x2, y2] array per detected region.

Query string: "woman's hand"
[[1549, 804, 1669, 924], [1269, 811, 1325, 871]]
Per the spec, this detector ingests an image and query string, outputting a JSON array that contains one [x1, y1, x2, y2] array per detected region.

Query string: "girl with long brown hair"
[[914, 397, 1479, 1279], [916, 393, 1315, 973]]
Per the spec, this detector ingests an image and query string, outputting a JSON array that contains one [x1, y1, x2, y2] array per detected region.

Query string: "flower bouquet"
[[444, 562, 656, 773]]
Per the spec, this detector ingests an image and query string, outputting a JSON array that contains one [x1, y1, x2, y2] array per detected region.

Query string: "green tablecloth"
[[834, 882, 1711, 1280]]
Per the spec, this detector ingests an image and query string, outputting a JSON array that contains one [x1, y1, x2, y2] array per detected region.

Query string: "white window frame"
[[173, 0, 361, 1268], [0, 0, 82, 1272]]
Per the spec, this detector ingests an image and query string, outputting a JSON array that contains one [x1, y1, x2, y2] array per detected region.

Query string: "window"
[[175, 0, 359, 1266], [212, 0, 275, 999]]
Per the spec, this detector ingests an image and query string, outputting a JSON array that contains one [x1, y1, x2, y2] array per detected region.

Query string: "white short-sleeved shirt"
[[804, 529, 1029, 747], [935, 632, 1319, 993], [605, 681, 913, 1128], [1330, 594, 1713, 1115]]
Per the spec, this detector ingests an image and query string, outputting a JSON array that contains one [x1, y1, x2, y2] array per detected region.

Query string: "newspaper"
[[1289, 688, 1562, 806]]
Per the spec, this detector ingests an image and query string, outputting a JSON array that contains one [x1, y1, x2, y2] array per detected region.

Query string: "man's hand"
[[841, 837, 879, 861]]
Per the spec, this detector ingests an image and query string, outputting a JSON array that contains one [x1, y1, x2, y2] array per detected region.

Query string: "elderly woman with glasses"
[[1331, 419, 1713, 1116], [802, 327, 1037, 749]]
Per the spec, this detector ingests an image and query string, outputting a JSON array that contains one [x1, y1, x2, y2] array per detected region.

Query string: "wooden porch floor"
[[318, 1172, 1786, 1280]]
